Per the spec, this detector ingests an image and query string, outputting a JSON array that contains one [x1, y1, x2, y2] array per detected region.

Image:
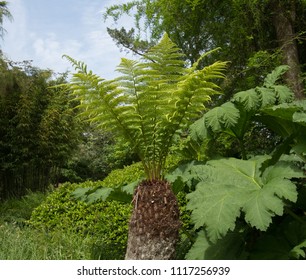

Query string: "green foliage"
[[185, 228, 247, 260], [0, 191, 47, 225], [169, 155, 306, 259], [64, 34, 226, 180], [104, 0, 306, 98], [186, 156, 303, 241], [249, 216, 306, 260], [60, 128, 138, 183], [101, 162, 144, 188], [0, 223, 92, 260], [0, 1, 12, 39], [29, 159, 192, 259], [0, 190, 93, 259], [167, 64, 306, 259], [186, 214, 306, 260], [189, 66, 294, 159], [29, 181, 131, 259], [260, 100, 306, 137], [71, 162, 144, 204], [0, 59, 80, 198], [71, 155, 183, 204]]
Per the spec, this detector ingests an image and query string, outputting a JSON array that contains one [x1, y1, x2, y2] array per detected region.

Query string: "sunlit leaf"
[[186, 156, 304, 241]]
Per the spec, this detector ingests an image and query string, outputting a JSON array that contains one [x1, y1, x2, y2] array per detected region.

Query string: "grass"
[[0, 191, 46, 225], [0, 188, 192, 260], [0, 190, 93, 260], [0, 223, 93, 259]]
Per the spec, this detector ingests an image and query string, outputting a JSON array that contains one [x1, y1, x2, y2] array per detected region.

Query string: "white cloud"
[[2, 0, 136, 79], [31, 32, 83, 73], [2, 0, 29, 60]]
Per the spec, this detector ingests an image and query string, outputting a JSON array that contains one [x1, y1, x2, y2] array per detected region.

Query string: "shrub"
[[29, 181, 131, 259], [29, 159, 193, 259], [101, 162, 144, 188]]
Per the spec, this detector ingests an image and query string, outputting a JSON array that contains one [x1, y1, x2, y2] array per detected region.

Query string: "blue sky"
[[2, 0, 134, 79]]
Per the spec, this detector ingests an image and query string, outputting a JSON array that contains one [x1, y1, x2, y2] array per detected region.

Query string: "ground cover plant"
[[0, 167, 135, 260], [0, 224, 92, 260], [29, 181, 131, 260], [0, 190, 92, 260]]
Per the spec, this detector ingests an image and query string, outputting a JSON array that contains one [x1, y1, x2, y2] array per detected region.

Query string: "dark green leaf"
[[232, 89, 259, 111], [263, 65, 290, 88], [204, 102, 240, 131]]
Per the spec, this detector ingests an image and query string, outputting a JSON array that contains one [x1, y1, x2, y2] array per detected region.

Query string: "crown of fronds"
[[64, 34, 226, 180]]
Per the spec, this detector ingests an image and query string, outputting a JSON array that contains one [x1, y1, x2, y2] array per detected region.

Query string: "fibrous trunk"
[[125, 180, 181, 260], [272, 0, 304, 99]]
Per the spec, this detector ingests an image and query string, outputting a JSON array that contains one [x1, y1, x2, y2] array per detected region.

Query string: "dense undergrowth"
[[0, 157, 192, 260], [1, 66, 306, 260]]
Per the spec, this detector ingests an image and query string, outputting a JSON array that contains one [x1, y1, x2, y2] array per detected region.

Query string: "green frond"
[[143, 33, 185, 67], [190, 48, 223, 72], [65, 34, 226, 180], [63, 56, 139, 144]]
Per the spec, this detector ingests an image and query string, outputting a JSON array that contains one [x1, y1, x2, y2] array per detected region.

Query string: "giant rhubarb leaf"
[[204, 102, 240, 132], [186, 156, 304, 242]]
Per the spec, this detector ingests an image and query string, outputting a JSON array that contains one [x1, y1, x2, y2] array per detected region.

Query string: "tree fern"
[[64, 33, 227, 180]]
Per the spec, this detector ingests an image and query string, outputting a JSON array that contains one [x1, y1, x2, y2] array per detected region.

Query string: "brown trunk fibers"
[[272, 0, 304, 99], [125, 180, 181, 259]]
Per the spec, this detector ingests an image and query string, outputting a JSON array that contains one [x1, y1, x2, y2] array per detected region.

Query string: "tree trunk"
[[125, 180, 181, 259], [272, 0, 304, 99]]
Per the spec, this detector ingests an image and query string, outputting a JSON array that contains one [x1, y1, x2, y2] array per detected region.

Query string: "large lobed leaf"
[[186, 229, 247, 260], [204, 102, 240, 132], [72, 182, 135, 204], [263, 65, 290, 88], [186, 156, 304, 242], [189, 65, 294, 147], [187, 182, 241, 241], [259, 100, 306, 144], [232, 88, 260, 111]]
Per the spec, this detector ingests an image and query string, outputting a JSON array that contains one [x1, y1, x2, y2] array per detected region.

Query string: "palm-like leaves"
[[0, 1, 12, 38], [65, 34, 227, 180]]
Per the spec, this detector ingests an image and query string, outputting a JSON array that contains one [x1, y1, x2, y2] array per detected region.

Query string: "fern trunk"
[[125, 180, 180, 259]]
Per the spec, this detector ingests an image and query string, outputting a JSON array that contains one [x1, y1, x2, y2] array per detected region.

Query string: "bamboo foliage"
[[64, 34, 227, 180], [0, 59, 79, 198]]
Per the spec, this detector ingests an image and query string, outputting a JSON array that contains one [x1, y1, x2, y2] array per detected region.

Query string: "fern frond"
[[190, 48, 221, 71], [64, 34, 226, 180], [63, 55, 140, 144]]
